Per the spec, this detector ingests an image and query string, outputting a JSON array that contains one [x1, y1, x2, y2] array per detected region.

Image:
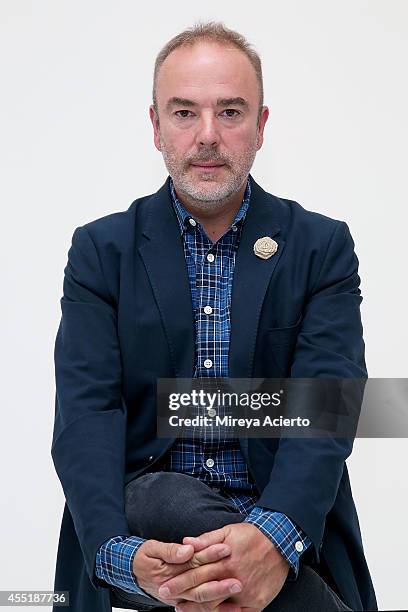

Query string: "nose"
[[195, 111, 220, 148]]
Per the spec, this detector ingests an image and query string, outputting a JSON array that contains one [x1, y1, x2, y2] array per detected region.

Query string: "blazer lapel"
[[137, 176, 195, 379], [229, 174, 286, 378]]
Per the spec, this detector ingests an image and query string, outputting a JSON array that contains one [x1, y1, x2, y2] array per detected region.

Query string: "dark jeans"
[[110, 472, 352, 612]]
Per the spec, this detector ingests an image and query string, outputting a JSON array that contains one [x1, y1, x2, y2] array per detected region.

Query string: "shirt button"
[[232, 225, 238, 232], [206, 458, 215, 468], [204, 359, 213, 368], [295, 541, 304, 553], [189, 218, 197, 226], [204, 305, 213, 315], [208, 408, 216, 417], [148, 455, 154, 461], [207, 253, 215, 262]]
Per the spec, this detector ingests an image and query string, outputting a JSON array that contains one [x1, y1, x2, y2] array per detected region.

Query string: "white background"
[[1, 1, 407, 610]]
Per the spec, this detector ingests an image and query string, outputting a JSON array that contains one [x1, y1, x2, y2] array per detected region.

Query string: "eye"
[[174, 110, 193, 118], [173, 109, 241, 119], [221, 109, 240, 118]]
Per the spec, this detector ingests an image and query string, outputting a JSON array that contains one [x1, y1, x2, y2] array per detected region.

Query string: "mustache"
[[189, 158, 227, 164]]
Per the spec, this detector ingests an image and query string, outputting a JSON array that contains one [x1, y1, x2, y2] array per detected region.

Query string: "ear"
[[149, 105, 162, 152], [256, 106, 269, 150]]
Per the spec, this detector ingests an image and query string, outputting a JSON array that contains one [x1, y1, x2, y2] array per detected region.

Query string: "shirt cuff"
[[95, 535, 159, 600], [244, 506, 312, 579]]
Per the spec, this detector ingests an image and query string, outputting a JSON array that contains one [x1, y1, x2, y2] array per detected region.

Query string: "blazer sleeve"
[[51, 225, 132, 590], [256, 220, 367, 560]]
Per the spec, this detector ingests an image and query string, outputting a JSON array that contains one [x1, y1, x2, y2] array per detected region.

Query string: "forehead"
[[156, 41, 258, 107]]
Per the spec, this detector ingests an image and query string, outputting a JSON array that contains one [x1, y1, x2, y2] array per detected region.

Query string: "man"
[[51, 21, 377, 612]]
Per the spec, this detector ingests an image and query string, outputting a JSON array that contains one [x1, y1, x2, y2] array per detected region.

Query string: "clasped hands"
[[133, 522, 289, 611]]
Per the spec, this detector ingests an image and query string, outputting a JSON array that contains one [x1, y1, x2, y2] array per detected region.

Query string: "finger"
[[175, 595, 226, 612], [183, 527, 228, 552], [217, 605, 242, 612], [160, 578, 242, 604], [176, 599, 242, 612], [145, 540, 194, 564], [183, 536, 225, 554], [192, 543, 231, 565], [154, 543, 230, 585], [158, 559, 225, 596], [183, 536, 209, 552], [216, 605, 242, 612]]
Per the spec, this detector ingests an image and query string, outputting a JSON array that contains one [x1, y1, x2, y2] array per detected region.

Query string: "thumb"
[[182, 526, 228, 551], [146, 540, 194, 564]]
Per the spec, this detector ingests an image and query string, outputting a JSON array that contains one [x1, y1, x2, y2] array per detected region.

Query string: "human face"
[[149, 41, 269, 211]]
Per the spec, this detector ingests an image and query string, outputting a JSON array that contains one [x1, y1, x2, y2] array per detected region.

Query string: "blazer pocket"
[[267, 315, 303, 346]]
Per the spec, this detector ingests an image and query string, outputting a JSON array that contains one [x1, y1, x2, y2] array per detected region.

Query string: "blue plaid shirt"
[[95, 176, 311, 600]]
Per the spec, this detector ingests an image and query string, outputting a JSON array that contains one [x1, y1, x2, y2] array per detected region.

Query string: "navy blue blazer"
[[51, 173, 377, 611]]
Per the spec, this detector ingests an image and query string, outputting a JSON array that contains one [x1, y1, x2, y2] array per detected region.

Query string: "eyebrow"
[[165, 96, 249, 112]]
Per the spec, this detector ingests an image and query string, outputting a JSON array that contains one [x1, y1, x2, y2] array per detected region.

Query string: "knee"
[[125, 471, 199, 507], [124, 471, 203, 538], [124, 471, 244, 543]]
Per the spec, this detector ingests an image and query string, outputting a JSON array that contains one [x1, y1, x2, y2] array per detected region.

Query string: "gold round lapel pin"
[[253, 237, 278, 259]]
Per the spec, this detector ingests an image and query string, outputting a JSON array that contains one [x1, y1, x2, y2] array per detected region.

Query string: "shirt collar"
[[169, 176, 251, 236]]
